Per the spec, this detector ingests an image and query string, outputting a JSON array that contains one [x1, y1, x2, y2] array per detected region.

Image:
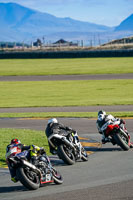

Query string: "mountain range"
[[115, 14, 133, 32], [0, 2, 133, 44]]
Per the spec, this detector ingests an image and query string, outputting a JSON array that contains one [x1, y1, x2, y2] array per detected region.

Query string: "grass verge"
[[0, 79, 133, 107], [0, 112, 133, 118], [0, 128, 49, 168], [0, 57, 133, 76]]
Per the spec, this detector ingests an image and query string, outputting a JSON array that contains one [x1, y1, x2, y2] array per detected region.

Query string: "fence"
[[0, 49, 133, 59]]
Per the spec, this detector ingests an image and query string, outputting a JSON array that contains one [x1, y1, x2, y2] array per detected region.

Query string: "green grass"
[[0, 112, 133, 118], [0, 79, 133, 108], [0, 128, 49, 168], [0, 57, 133, 76]]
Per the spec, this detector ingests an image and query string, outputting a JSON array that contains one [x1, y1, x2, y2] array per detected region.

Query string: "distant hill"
[[0, 2, 112, 43], [102, 35, 133, 46], [115, 14, 133, 31], [0, 2, 133, 45]]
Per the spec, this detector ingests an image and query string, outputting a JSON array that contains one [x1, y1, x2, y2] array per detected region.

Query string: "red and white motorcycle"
[[103, 120, 130, 151]]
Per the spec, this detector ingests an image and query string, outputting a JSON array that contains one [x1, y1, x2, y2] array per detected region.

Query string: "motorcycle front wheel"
[[16, 167, 40, 190], [113, 132, 129, 151], [81, 147, 88, 161], [57, 144, 75, 165], [52, 168, 63, 184]]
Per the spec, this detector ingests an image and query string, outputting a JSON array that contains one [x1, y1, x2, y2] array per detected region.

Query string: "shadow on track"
[[85, 146, 121, 152], [0, 185, 26, 193], [50, 155, 67, 166], [49, 145, 122, 166]]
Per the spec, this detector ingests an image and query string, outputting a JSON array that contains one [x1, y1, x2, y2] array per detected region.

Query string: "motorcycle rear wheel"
[[57, 144, 75, 165], [16, 167, 40, 190], [113, 132, 129, 151]]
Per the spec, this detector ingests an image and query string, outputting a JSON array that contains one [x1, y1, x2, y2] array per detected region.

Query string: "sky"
[[1, 0, 133, 27]]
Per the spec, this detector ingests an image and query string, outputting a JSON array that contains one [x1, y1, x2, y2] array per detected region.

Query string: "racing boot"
[[101, 137, 110, 144], [11, 177, 18, 183]]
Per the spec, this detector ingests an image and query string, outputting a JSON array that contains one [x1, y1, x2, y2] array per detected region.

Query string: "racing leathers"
[[45, 122, 77, 154]]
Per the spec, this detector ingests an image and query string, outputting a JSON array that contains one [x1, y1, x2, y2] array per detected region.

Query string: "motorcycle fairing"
[[106, 124, 119, 136]]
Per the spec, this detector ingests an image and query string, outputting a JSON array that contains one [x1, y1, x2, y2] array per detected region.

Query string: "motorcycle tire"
[[81, 147, 88, 161], [16, 167, 40, 190], [57, 144, 75, 165], [113, 132, 130, 151], [52, 168, 63, 184]]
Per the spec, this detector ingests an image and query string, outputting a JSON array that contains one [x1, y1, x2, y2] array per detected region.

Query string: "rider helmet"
[[98, 110, 106, 116], [48, 118, 58, 124], [11, 138, 21, 145], [98, 110, 106, 121]]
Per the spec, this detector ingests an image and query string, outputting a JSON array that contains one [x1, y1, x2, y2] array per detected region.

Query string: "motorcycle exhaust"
[[22, 160, 41, 176], [62, 137, 75, 149], [119, 128, 128, 138], [8, 157, 18, 165]]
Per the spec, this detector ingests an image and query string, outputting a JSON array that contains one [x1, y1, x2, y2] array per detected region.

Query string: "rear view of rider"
[[6, 138, 44, 183], [96, 110, 133, 147], [45, 118, 77, 154]]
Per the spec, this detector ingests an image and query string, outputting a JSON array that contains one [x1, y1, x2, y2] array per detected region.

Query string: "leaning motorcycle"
[[105, 121, 130, 151], [48, 130, 88, 165], [7, 149, 63, 190]]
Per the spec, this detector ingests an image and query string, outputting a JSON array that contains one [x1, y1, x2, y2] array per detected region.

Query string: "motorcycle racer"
[[96, 110, 133, 147], [45, 118, 77, 154], [6, 138, 44, 183]]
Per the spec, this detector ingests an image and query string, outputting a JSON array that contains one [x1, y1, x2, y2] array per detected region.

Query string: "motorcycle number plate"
[[46, 174, 51, 181]]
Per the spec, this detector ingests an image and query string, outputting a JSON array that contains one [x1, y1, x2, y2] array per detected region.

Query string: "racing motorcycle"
[[7, 149, 63, 190], [48, 130, 88, 165], [104, 121, 130, 151]]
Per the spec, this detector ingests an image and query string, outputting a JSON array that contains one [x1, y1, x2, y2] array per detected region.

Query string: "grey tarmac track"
[[0, 118, 133, 200], [0, 105, 133, 113], [0, 73, 133, 81]]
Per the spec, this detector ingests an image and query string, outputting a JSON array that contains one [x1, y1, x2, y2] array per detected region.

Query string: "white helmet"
[[98, 110, 106, 116], [98, 110, 106, 121], [98, 114, 105, 121], [48, 118, 58, 124]]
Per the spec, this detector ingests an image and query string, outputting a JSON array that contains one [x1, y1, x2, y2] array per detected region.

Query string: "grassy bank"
[[0, 57, 133, 76], [0, 79, 133, 107], [0, 128, 49, 168]]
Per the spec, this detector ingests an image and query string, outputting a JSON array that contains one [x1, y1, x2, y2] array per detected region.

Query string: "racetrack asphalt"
[[0, 73, 133, 81], [1, 118, 133, 200], [0, 105, 133, 113]]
